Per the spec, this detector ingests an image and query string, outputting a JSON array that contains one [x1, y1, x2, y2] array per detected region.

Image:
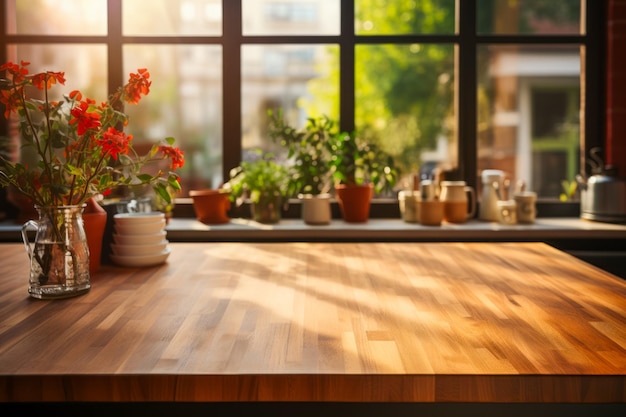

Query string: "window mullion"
[[223, 0, 243, 178], [107, 0, 124, 97], [340, 0, 355, 133], [581, 0, 606, 177], [457, 0, 478, 187]]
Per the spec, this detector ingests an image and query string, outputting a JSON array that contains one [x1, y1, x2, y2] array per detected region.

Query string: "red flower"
[[69, 99, 101, 135], [1, 62, 184, 207], [0, 60, 29, 84], [97, 127, 132, 160], [30, 71, 66, 90], [158, 145, 185, 170], [124, 68, 151, 104], [69, 90, 82, 100], [0, 88, 22, 118]]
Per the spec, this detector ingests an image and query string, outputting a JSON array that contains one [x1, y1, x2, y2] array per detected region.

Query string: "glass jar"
[[21, 205, 91, 299]]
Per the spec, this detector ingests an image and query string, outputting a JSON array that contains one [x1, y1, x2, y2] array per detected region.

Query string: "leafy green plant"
[[329, 131, 399, 195], [268, 109, 336, 197], [225, 149, 291, 206]]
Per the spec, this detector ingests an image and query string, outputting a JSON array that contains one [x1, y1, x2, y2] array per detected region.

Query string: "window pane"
[[8, 0, 107, 35], [123, 0, 222, 36], [241, 44, 339, 157], [124, 45, 223, 194], [355, 44, 456, 185], [477, 44, 581, 199], [243, 0, 340, 36], [4, 44, 107, 172], [477, 0, 582, 35], [356, 0, 456, 35]]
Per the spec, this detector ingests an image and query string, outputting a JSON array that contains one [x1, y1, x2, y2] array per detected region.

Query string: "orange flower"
[[69, 90, 82, 100], [158, 145, 185, 170], [0, 60, 29, 84], [0, 88, 22, 118], [69, 99, 102, 135], [124, 68, 151, 104], [1, 61, 184, 207], [97, 127, 132, 161], [30, 71, 66, 90]]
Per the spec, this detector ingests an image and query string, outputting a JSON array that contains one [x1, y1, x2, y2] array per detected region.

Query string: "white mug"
[[496, 200, 517, 225], [398, 190, 420, 223]]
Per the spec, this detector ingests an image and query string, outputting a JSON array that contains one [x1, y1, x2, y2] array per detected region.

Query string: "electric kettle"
[[576, 148, 626, 223]]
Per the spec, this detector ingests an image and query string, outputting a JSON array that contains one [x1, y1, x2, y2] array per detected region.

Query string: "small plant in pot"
[[268, 109, 336, 225], [330, 131, 398, 222], [224, 149, 290, 224]]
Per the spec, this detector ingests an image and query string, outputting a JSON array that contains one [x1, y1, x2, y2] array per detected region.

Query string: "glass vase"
[[21, 205, 91, 299]]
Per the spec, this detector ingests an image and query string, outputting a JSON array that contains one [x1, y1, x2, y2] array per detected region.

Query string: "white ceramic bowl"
[[112, 231, 167, 245], [109, 248, 171, 267], [114, 219, 166, 235], [110, 240, 169, 256], [113, 212, 165, 224]]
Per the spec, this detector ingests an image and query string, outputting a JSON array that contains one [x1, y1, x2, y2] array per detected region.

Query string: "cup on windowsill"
[[418, 198, 444, 226], [496, 199, 517, 225], [514, 191, 537, 224], [398, 190, 420, 223]]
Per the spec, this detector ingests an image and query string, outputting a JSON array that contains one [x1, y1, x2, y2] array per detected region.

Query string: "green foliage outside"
[[304, 0, 456, 179], [302, 0, 581, 183]]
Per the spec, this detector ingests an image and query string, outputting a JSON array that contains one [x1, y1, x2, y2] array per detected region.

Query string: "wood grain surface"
[[0, 242, 624, 402]]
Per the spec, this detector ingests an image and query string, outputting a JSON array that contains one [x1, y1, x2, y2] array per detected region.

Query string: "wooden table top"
[[0, 241, 625, 403]]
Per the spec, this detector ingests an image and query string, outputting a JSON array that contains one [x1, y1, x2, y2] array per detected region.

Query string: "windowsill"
[[2, 215, 624, 244], [164, 217, 626, 242], [1, 200, 621, 244]]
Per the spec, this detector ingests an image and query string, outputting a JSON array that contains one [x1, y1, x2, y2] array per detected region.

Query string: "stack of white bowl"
[[110, 212, 170, 267]]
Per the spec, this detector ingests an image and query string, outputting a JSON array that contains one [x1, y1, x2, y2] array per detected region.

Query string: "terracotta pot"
[[82, 197, 107, 274], [334, 183, 373, 223], [189, 189, 231, 224]]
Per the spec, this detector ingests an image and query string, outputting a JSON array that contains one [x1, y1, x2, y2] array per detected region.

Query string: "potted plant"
[[0, 61, 185, 298], [224, 149, 290, 224], [268, 109, 336, 225], [330, 131, 398, 222]]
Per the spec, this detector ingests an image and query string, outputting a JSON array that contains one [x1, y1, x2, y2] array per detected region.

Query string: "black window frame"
[[0, 0, 606, 213]]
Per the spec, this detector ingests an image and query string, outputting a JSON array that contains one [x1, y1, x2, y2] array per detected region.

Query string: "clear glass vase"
[[21, 205, 91, 299]]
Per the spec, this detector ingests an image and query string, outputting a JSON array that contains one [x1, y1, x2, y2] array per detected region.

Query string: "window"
[[1, 0, 603, 206]]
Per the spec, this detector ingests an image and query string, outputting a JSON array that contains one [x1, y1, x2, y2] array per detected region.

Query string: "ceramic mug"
[[440, 181, 476, 223], [418, 199, 444, 226], [514, 191, 537, 223], [398, 190, 420, 223], [496, 199, 517, 225]]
